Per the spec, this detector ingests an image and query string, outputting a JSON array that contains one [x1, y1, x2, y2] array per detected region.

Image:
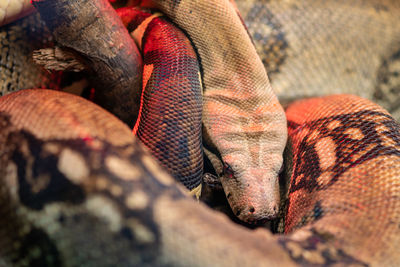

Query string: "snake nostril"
[[249, 206, 255, 213], [273, 205, 278, 213]]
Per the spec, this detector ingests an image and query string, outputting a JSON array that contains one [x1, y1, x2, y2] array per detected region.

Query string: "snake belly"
[[117, 7, 203, 195]]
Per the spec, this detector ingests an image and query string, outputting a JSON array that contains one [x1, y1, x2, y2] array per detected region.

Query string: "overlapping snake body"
[[0, 0, 400, 266], [1, 91, 399, 266], [149, 0, 287, 222]]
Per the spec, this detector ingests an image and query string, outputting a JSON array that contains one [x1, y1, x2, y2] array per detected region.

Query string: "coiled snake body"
[[0, 0, 400, 266]]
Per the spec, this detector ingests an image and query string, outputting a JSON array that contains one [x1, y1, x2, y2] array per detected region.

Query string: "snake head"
[[220, 160, 280, 223]]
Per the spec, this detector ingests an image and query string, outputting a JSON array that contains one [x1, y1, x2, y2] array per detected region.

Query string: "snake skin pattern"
[[118, 8, 203, 193], [236, 0, 400, 120], [282, 95, 400, 265], [147, 0, 288, 222], [5, 1, 399, 119], [1, 90, 399, 266], [0, 0, 400, 266]]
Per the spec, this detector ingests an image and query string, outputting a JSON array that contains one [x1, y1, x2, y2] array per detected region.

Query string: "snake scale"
[[0, 0, 400, 266]]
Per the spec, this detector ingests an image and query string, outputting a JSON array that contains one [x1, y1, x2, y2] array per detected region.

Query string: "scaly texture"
[[118, 8, 203, 193], [0, 89, 184, 266], [3, 0, 400, 219], [4, 0, 400, 119], [0, 13, 62, 96], [32, 0, 143, 127], [0, 1, 400, 266], [282, 94, 400, 266], [236, 0, 400, 120], [1, 91, 399, 266], [148, 0, 288, 222]]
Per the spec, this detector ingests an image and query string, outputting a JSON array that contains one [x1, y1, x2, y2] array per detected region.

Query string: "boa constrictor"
[[0, 0, 400, 266]]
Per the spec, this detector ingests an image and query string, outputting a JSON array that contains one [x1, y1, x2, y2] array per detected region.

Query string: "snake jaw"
[[220, 165, 280, 222]]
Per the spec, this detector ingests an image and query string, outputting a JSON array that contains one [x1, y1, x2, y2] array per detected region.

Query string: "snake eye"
[[223, 162, 235, 178]]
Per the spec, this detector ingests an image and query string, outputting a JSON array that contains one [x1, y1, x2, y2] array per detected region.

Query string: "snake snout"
[[222, 169, 280, 223], [233, 197, 279, 223]]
